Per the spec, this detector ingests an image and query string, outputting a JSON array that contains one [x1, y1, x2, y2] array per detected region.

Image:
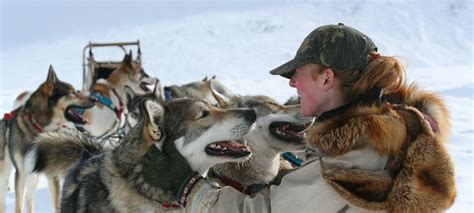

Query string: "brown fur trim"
[[307, 104, 407, 156], [388, 134, 456, 212], [323, 169, 390, 211], [310, 85, 455, 212], [385, 84, 451, 143]]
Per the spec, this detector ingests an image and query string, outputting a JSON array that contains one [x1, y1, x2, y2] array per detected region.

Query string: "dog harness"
[[2, 107, 43, 132], [2, 107, 20, 122]]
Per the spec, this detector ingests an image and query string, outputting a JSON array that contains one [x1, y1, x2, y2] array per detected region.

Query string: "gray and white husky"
[[24, 93, 256, 212], [164, 77, 312, 193], [210, 97, 312, 193]]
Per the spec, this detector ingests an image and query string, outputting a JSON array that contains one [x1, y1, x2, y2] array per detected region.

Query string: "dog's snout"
[[89, 96, 98, 103], [243, 109, 257, 123]]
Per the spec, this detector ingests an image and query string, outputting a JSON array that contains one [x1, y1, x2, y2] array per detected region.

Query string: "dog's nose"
[[89, 96, 98, 103], [243, 109, 257, 123]]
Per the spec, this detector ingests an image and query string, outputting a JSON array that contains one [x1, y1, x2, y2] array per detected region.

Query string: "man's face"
[[288, 63, 329, 117]]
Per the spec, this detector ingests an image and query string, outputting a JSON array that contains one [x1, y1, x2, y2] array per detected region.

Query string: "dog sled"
[[82, 41, 142, 91]]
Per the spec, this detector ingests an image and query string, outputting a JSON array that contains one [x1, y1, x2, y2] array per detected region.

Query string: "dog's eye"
[[199, 110, 210, 119]]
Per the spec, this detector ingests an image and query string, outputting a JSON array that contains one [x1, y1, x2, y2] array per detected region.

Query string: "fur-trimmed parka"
[[307, 86, 456, 212]]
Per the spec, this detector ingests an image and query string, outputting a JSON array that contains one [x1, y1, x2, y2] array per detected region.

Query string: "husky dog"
[[164, 78, 312, 192], [0, 66, 95, 213], [163, 76, 233, 106], [24, 93, 256, 212], [209, 98, 312, 193], [74, 52, 160, 138]]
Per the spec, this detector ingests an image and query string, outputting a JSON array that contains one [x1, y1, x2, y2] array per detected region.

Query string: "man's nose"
[[289, 78, 296, 88]]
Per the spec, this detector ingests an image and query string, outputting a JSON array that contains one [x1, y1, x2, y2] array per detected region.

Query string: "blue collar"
[[90, 91, 123, 116]]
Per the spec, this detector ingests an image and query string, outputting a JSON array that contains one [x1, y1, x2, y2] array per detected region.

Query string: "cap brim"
[[269, 58, 307, 79]]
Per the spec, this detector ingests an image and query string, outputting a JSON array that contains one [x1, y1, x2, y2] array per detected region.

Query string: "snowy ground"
[[1, 0, 473, 212]]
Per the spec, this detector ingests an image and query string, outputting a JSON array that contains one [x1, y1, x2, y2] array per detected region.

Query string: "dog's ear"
[[144, 100, 165, 147], [152, 81, 164, 101], [209, 79, 235, 108], [122, 51, 134, 68], [42, 65, 58, 96], [202, 76, 208, 82], [211, 75, 216, 79], [46, 65, 58, 84]]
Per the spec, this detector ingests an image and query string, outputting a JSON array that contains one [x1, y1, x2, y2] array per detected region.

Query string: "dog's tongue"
[[67, 108, 89, 124]]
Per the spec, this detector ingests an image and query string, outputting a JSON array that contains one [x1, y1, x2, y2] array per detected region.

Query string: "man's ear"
[[320, 68, 335, 90], [145, 100, 165, 143]]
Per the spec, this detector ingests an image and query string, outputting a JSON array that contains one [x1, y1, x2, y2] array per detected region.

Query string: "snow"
[[1, 0, 473, 212]]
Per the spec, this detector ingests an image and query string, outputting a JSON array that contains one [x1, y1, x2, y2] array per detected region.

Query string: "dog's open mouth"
[[269, 121, 311, 144], [140, 82, 152, 92], [65, 105, 91, 125], [205, 140, 251, 158]]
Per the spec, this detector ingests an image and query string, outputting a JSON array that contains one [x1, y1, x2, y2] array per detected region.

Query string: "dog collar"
[[27, 112, 43, 132], [176, 172, 203, 208], [282, 152, 303, 167], [111, 88, 125, 116], [215, 173, 267, 195], [2, 107, 21, 122], [90, 88, 124, 117]]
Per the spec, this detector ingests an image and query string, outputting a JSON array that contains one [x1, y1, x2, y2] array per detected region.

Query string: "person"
[[178, 23, 456, 212]]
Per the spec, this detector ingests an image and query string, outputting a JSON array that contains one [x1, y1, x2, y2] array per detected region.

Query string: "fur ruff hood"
[[307, 85, 456, 212]]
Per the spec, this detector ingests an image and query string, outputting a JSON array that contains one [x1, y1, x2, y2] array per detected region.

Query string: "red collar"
[[217, 174, 251, 195], [27, 112, 43, 132], [2, 107, 20, 121], [177, 173, 202, 207], [160, 172, 203, 209], [161, 201, 181, 208], [111, 87, 125, 117]]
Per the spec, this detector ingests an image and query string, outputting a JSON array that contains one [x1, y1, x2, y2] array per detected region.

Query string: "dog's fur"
[[78, 53, 160, 138], [0, 66, 95, 213], [211, 101, 312, 191], [24, 93, 257, 212]]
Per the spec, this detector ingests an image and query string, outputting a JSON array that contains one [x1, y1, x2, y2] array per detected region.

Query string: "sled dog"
[[0, 66, 95, 213], [74, 52, 160, 138], [210, 99, 312, 193]]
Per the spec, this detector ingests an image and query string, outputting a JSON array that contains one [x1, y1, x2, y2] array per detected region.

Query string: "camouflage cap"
[[270, 23, 377, 78]]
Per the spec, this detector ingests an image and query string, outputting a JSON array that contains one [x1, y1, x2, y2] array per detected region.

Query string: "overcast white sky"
[[1, 0, 285, 50]]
